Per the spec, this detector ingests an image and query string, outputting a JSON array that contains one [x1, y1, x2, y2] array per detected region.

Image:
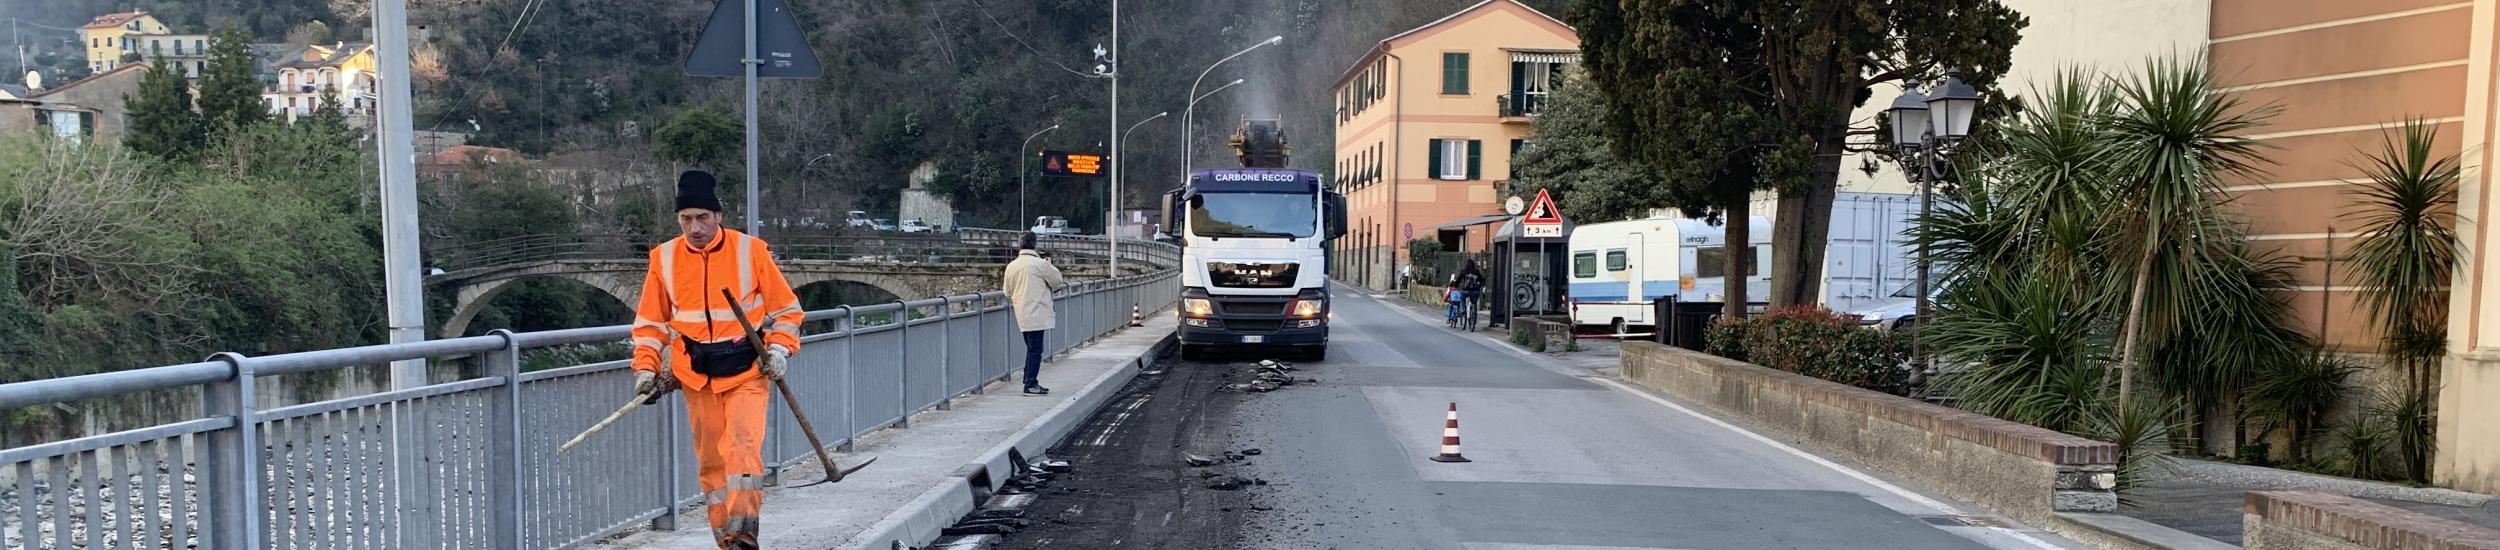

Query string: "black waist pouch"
[[682, 335, 758, 377]]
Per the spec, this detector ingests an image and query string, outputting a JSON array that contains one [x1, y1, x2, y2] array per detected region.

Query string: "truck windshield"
[[1190, 193, 1316, 238]]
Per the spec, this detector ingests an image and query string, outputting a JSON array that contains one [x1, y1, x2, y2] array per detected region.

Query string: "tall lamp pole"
[[1884, 68, 1982, 376], [1118, 112, 1170, 234], [1019, 124, 1061, 227], [1182, 36, 1282, 179]]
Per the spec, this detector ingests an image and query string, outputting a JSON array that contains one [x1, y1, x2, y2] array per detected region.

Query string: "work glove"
[[633, 369, 676, 396], [763, 344, 791, 380]]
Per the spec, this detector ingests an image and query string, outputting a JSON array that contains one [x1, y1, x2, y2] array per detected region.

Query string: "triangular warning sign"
[[1524, 189, 1563, 223], [1045, 156, 1064, 171], [685, 0, 824, 79]]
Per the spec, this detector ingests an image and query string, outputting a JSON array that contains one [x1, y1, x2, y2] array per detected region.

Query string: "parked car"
[[845, 210, 875, 229], [899, 219, 935, 233], [1847, 283, 1944, 332], [872, 219, 898, 232]]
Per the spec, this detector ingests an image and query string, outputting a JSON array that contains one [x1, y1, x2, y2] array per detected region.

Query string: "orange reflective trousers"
[[687, 375, 770, 548]]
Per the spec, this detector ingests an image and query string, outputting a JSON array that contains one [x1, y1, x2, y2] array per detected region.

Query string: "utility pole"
[[375, 0, 426, 389], [743, 0, 762, 237], [1108, 0, 1120, 276]]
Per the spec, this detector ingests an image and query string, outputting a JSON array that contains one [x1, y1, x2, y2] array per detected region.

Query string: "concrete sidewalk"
[[596, 315, 1174, 550]]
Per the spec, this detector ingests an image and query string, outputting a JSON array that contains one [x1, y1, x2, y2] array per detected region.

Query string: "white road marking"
[[1090, 396, 1153, 446], [1589, 377, 2066, 550]]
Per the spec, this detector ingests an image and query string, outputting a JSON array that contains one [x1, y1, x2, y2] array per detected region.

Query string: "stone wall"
[[1618, 341, 2119, 526], [2243, 491, 2500, 550]]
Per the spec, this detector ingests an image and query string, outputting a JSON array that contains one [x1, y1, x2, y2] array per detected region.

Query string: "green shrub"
[[1707, 307, 1913, 395], [1703, 316, 1749, 360]]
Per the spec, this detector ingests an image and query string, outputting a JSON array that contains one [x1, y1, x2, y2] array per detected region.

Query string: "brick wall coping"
[[1628, 341, 2118, 466], [2245, 491, 2500, 550]]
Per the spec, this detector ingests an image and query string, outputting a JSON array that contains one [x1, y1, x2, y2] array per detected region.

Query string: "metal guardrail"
[[0, 239, 1180, 549], [428, 231, 1178, 279]]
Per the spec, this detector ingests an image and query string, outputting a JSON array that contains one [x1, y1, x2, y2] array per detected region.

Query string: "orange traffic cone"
[[1429, 402, 1470, 463], [1131, 304, 1145, 327]]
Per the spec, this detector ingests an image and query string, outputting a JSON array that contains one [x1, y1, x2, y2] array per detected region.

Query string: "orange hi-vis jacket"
[[630, 229, 805, 393]]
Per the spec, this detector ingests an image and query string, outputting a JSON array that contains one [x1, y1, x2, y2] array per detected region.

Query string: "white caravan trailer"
[[1565, 214, 1772, 332]]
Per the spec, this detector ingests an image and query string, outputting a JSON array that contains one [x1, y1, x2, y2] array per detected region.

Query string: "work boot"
[[1024, 385, 1051, 395]]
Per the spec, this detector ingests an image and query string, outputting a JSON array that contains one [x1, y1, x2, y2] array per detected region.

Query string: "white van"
[[1565, 214, 1772, 332]]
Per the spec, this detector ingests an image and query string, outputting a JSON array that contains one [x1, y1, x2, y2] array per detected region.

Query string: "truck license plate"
[[1239, 335, 1265, 344]]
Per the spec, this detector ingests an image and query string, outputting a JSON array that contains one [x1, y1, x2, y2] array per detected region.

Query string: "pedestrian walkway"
[[2118, 459, 2500, 545], [596, 316, 1172, 549]]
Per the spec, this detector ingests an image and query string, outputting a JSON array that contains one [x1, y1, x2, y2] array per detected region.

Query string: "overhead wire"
[[962, 0, 1099, 79]]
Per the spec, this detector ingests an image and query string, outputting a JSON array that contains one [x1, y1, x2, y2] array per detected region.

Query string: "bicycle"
[[1445, 289, 1478, 332]]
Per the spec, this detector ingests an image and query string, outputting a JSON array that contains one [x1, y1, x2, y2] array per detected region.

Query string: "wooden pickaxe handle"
[[721, 289, 857, 484], [558, 388, 664, 454]]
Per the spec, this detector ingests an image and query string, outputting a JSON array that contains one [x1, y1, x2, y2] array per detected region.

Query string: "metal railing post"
[[200, 352, 261, 550], [893, 299, 910, 428], [936, 297, 953, 410], [653, 381, 680, 532], [837, 306, 858, 452], [969, 296, 986, 395], [485, 330, 524, 549]]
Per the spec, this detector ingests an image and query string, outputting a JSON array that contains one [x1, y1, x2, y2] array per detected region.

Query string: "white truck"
[[1563, 192, 1931, 332], [1162, 119, 1347, 360], [1030, 216, 1079, 235]]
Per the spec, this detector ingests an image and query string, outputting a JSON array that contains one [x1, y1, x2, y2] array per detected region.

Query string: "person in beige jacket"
[[1002, 232, 1066, 394]]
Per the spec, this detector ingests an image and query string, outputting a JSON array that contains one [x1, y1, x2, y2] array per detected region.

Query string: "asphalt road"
[[1001, 282, 2086, 550]]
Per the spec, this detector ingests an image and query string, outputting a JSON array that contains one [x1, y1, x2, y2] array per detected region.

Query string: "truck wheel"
[[1302, 346, 1327, 362], [1179, 344, 1203, 361]]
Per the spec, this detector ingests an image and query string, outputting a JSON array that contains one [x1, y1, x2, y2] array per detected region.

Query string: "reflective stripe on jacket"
[[1001, 250, 1065, 332], [630, 229, 805, 392]]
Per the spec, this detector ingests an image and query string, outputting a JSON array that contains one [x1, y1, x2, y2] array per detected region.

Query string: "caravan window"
[[1604, 249, 1627, 271], [1695, 246, 1764, 278], [1573, 252, 1597, 278]]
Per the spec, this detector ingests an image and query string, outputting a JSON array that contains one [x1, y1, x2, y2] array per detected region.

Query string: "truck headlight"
[[1289, 298, 1325, 318], [1184, 298, 1215, 317]]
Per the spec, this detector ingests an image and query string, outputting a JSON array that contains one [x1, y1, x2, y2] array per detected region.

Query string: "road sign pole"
[[742, 0, 761, 237], [375, 0, 426, 389]]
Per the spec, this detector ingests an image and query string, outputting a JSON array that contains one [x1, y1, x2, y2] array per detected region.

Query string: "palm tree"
[[2099, 56, 2279, 411], [2343, 118, 2463, 482]]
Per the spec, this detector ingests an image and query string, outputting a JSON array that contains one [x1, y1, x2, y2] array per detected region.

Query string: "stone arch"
[[784, 271, 921, 305], [439, 271, 642, 339]]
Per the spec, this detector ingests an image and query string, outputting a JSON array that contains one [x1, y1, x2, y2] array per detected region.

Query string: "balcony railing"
[[1498, 92, 1547, 119]]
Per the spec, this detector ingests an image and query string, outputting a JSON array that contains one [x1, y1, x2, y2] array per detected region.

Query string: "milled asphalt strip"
[[844, 319, 1175, 550], [1341, 286, 2067, 550]]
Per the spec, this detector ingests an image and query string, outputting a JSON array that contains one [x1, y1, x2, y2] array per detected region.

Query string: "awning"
[[1435, 213, 1515, 231], [1509, 51, 1580, 64]]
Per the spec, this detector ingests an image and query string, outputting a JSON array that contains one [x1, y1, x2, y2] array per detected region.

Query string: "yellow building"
[[76, 12, 170, 74], [1329, 0, 1580, 291]]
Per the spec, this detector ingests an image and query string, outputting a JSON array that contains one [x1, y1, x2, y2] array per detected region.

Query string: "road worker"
[[628, 170, 806, 549]]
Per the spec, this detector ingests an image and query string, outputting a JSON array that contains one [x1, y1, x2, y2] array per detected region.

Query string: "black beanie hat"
[[675, 170, 722, 212]]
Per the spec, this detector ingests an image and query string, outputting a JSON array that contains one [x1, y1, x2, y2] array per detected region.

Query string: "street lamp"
[[799, 153, 833, 221], [1182, 36, 1283, 180], [1118, 112, 1169, 228], [1193, 78, 1246, 112], [1884, 68, 1983, 375], [1019, 124, 1061, 227]]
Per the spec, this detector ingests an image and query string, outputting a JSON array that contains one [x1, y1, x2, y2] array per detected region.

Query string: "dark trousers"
[[1022, 330, 1047, 386]]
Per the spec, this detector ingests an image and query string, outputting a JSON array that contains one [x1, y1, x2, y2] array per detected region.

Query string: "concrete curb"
[[842, 330, 1177, 550]]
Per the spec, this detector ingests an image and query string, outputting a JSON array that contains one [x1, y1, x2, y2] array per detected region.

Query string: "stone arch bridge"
[[426, 230, 1175, 338]]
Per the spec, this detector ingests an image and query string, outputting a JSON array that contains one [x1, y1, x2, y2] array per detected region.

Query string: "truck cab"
[[1163, 168, 1347, 360]]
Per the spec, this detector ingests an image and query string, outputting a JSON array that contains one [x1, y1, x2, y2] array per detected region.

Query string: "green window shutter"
[[1466, 140, 1482, 180], [1427, 139, 1444, 179], [1442, 52, 1469, 94], [1509, 139, 1525, 178]]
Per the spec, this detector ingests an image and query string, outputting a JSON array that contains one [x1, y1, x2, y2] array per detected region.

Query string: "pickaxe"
[[723, 289, 874, 486]]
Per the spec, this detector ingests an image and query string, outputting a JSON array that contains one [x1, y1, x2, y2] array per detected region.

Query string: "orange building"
[[1328, 0, 1580, 290]]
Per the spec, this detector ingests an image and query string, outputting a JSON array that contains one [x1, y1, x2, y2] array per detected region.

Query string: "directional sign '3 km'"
[[1040, 151, 1110, 177]]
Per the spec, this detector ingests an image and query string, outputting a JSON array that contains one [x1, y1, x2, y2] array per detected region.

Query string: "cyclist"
[[1449, 259, 1486, 329]]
